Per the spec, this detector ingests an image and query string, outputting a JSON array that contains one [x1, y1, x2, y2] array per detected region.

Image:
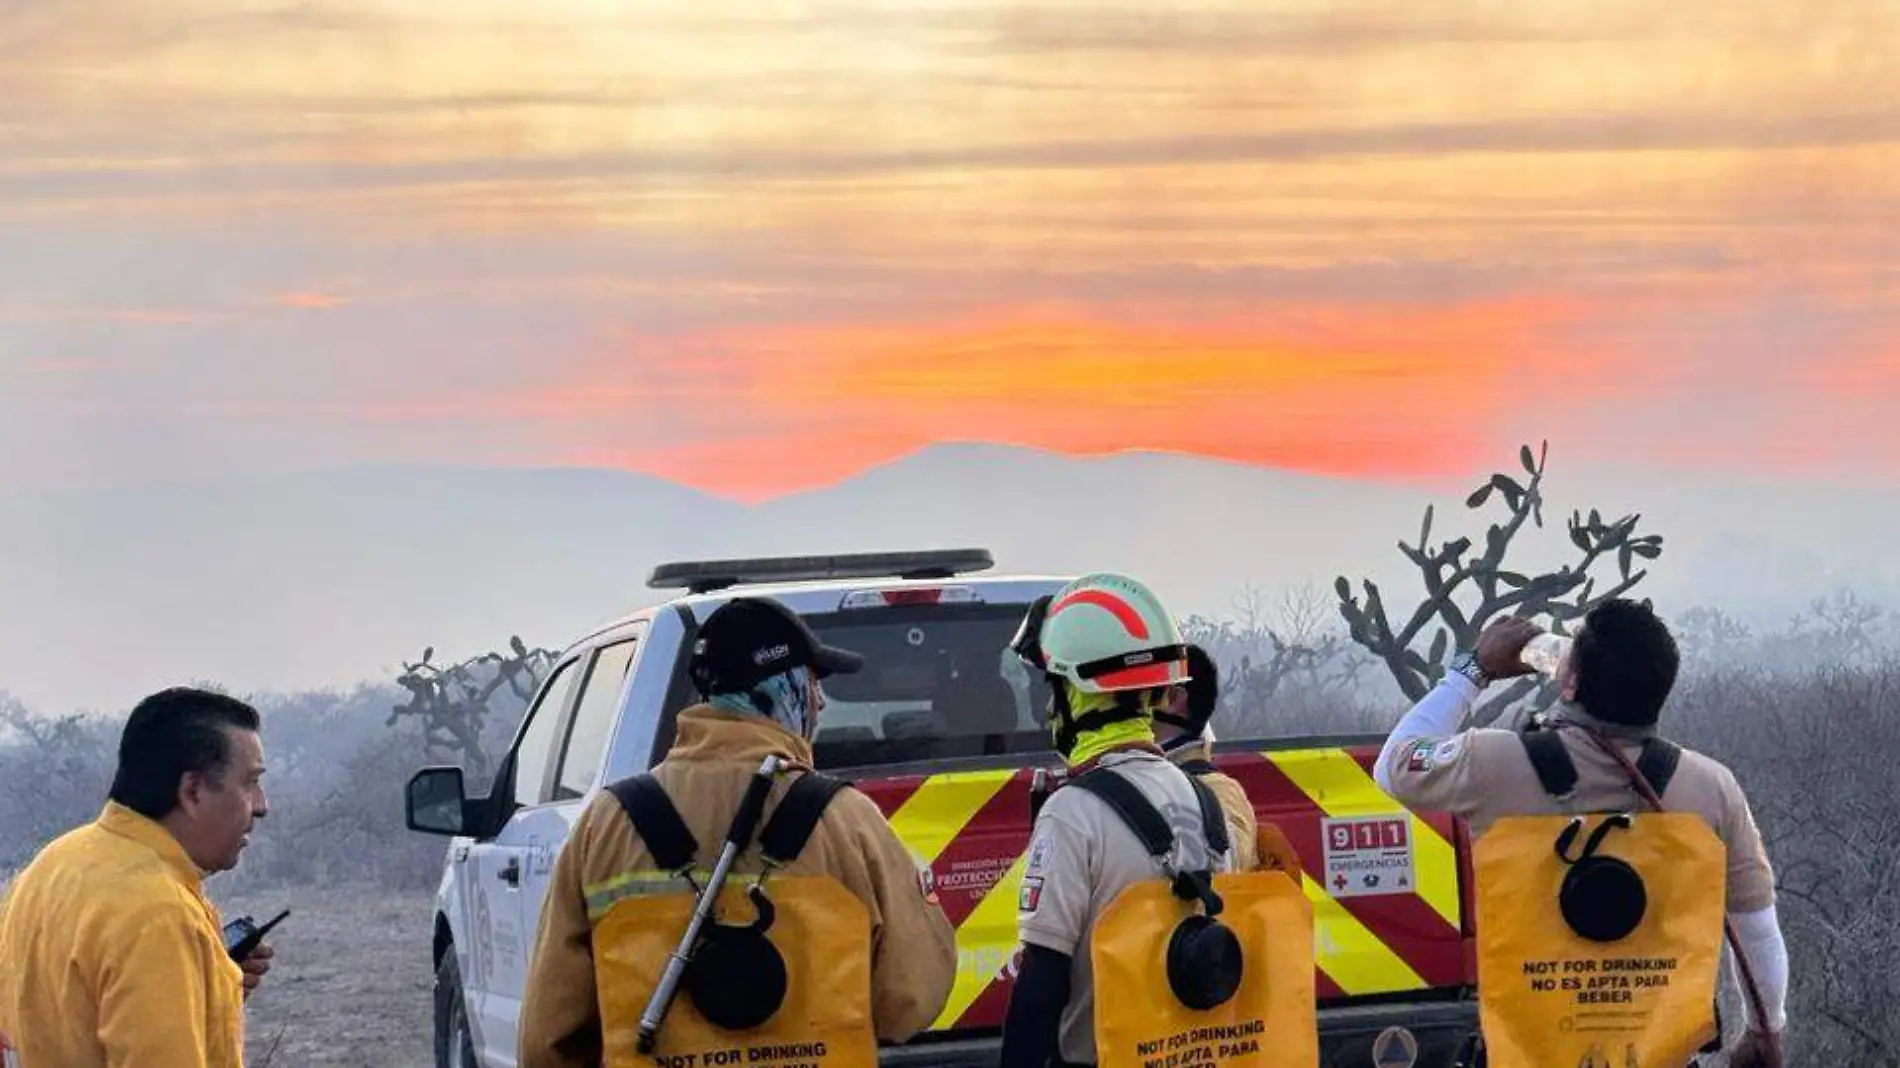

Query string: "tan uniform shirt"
[[518, 706, 957, 1068], [1168, 741, 1260, 872], [1018, 749, 1232, 1065], [1377, 676, 1777, 913]]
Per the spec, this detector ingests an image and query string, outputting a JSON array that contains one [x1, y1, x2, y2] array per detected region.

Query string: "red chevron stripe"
[[954, 967, 1019, 1030], [925, 771, 1035, 928], [860, 775, 927, 819], [1222, 754, 1465, 986]]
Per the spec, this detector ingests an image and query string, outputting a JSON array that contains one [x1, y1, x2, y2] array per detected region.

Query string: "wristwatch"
[[1449, 650, 1489, 689]]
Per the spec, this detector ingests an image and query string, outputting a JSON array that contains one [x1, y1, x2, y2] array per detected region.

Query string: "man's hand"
[[1475, 616, 1544, 679], [1728, 1028, 1784, 1068], [240, 941, 275, 999]]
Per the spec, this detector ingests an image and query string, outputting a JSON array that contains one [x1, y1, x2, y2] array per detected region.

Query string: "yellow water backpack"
[[1066, 765, 1318, 1068], [1473, 727, 1726, 1068], [591, 767, 878, 1068]]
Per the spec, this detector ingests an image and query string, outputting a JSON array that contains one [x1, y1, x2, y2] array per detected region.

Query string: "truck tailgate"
[[1220, 744, 1469, 999], [852, 742, 1470, 1038]]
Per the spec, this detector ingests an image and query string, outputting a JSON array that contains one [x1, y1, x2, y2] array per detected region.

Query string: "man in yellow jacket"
[[0, 686, 272, 1068], [1154, 644, 1261, 871], [519, 596, 958, 1068]]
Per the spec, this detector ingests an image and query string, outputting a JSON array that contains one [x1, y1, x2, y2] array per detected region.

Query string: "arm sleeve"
[[998, 944, 1072, 1068], [518, 829, 603, 1068], [1016, 805, 1094, 956], [1373, 675, 1485, 813], [1202, 773, 1259, 872], [96, 904, 219, 1068], [0, 884, 13, 1048], [1717, 769, 1778, 914], [1727, 904, 1789, 1034], [856, 806, 958, 1043]]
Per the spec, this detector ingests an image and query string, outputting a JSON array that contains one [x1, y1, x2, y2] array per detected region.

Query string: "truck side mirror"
[[406, 766, 469, 836]]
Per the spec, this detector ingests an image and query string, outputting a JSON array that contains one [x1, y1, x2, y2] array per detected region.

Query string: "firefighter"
[[517, 596, 957, 1068], [999, 574, 1318, 1068], [1374, 601, 1788, 1068], [1154, 644, 1304, 877], [0, 687, 272, 1068], [1154, 644, 1259, 871]]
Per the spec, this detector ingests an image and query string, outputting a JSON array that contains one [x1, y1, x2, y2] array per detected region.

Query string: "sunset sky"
[[4, 0, 1898, 501]]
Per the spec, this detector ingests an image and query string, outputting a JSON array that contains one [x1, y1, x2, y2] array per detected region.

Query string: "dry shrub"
[[1666, 657, 1900, 1065]]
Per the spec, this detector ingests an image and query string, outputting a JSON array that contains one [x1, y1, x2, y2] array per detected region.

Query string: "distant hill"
[[2, 443, 1895, 712]]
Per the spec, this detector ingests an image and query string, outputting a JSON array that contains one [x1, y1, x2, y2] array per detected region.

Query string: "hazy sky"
[[3, 0, 1898, 501]]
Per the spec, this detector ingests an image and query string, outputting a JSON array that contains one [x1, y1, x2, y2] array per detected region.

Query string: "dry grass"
[[211, 882, 439, 1068]]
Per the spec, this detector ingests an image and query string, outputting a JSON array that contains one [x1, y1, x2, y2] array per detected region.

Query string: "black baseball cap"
[[689, 597, 865, 694]]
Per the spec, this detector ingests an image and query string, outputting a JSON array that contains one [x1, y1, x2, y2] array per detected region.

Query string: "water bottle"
[[1520, 633, 1573, 677]]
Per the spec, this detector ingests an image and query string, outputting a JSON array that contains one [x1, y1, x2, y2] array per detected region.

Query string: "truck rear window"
[[799, 604, 1058, 769]]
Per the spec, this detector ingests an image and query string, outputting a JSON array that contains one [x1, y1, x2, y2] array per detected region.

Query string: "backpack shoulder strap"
[[1517, 729, 1580, 799], [757, 771, 853, 865], [1635, 738, 1684, 800], [1187, 776, 1232, 858], [1177, 757, 1217, 777], [606, 774, 699, 872], [1068, 767, 1175, 860]]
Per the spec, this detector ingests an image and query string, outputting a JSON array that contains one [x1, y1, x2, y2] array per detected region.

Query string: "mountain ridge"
[[2, 443, 1893, 712]]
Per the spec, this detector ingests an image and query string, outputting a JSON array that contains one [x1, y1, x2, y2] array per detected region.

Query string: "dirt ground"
[[215, 882, 438, 1068]]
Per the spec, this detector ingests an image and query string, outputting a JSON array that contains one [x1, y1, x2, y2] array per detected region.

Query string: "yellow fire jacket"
[[518, 705, 958, 1068], [0, 802, 245, 1068], [1168, 739, 1261, 872]]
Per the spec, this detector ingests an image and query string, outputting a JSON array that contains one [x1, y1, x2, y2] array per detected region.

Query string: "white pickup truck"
[[404, 549, 1480, 1068]]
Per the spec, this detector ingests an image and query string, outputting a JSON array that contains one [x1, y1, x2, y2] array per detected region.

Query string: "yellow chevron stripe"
[[933, 851, 1029, 1030], [1297, 871, 1427, 994], [1263, 748, 1462, 931], [926, 818, 1432, 1024], [1406, 814, 1460, 930], [887, 770, 1015, 866], [885, 770, 1024, 1032]]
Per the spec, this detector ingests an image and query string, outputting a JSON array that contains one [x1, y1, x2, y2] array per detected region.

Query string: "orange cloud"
[[549, 298, 1597, 500], [1811, 347, 1900, 394], [269, 292, 351, 310]]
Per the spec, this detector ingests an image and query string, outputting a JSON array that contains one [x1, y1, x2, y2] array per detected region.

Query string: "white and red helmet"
[[1012, 573, 1191, 694]]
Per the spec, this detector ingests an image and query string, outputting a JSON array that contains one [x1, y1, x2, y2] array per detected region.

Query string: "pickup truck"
[[404, 549, 1481, 1068]]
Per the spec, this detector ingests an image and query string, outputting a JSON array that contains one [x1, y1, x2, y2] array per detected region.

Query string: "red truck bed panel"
[[854, 742, 1472, 1035]]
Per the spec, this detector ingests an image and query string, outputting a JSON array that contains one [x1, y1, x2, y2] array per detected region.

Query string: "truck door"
[[466, 655, 581, 1068], [472, 633, 646, 1066]]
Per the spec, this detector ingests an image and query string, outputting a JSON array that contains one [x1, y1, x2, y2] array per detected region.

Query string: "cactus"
[[386, 637, 558, 781], [1334, 442, 1665, 727]]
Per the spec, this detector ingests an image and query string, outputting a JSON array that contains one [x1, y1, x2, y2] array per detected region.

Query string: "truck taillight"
[[838, 586, 983, 609]]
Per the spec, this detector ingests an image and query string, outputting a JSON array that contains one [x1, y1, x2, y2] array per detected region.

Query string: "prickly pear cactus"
[[1334, 442, 1665, 727]]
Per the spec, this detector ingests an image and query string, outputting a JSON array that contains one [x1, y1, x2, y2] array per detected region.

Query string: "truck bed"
[[826, 733, 1477, 1059]]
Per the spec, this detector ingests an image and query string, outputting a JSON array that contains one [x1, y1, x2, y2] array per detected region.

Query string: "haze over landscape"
[[3, 444, 1897, 713], [6, 4, 1900, 1064], [3, 0, 1897, 710]]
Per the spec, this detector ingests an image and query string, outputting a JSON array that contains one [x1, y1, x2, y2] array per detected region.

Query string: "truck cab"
[[405, 549, 1479, 1068]]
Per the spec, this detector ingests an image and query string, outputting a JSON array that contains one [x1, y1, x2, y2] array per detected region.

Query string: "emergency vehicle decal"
[[1263, 748, 1461, 930], [863, 746, 1468, 1034]]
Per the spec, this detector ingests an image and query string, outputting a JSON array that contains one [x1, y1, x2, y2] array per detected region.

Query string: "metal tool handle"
[[636, 754, 783, 1054]]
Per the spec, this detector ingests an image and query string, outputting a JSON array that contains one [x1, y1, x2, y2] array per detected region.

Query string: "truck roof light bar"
[[647, 548, 996, 595]]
